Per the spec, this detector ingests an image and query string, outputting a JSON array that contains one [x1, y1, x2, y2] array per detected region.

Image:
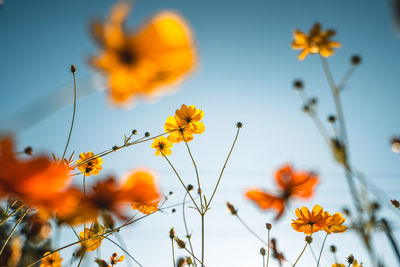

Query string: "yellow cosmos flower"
[[76, 151, 103, 176], [324, 212, 347, 234], [174, 104, 205, 134], [151, 136, 173, 156], [292, 23, 341, 60], [164, 116, 194, 143], [40, 252, 63, 267], [291, 204, 331, 235], [79, 227, 103, 251], [331, 264, 345, 267], [131, 200, 159, 214], [91, 2, 196, 105]]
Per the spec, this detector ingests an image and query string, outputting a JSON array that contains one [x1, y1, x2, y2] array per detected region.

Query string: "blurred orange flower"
[[0, 136, 71, 209], [331, 264, 345, 267], [245, 165, 318, 220], [76, 151, 103, 176], [324, 212, 347, 234], [56, 169, 160, 224], [353, 260, 363, 267], [91, 2, 196, 105], [291, 204, 331, 235], [151, 136, 173, 156], [40, 251, 62, 267], [131, 200, 159, 214], [79, 226, 103, 251], [292, 23, 341, 60]]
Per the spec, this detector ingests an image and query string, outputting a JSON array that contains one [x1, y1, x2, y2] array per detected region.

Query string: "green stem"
[[163, 154, 201, 212], [292, 242, 308, 267], [182, 193, 196, 266], [0, 204, 25, 227], [207, 127, 241, 209], [266, 229, 270, 267], [316, 233, 328, 267], [0, 207, 29, 256], [171, 238, 176, 267], [61, 70, 77, 160]]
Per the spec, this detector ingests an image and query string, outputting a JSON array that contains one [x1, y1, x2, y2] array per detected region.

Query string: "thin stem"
[[207, 127, 241, 209], [171, 238, 176, 267], [163, 154, 201, 212], [235, 214, 267, 246], [266, 229, 270, 267], [107, 236, 142, 267], [183, 138, 203, 212], [61, 70, 77, 160], [183, 246, 204, 266], [0, 204, 25, 227], [0, 207, 29, 256], [308, 245, 319, 264], [316, 233, 328, 267], [201, 214, 205, 267], [338, 65, 356, 92], [292, 242, 308, 267], [182, 193, 196, 266], [77, 249, 86, 267], [263, 254, 265, 267]]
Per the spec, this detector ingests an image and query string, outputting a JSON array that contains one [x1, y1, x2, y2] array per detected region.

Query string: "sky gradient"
[[1, 0, 400, 266]]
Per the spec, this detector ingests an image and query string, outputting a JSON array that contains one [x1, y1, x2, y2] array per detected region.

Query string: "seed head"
[[70, 64, 77, 73], [293, 79, 304, 90], [351, 55, 362, 66]]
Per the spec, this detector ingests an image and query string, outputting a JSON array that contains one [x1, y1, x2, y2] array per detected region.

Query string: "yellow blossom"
[[151, 136, 173, 156], [324, 212, 347, 234], [164, 116, 194, 143], [291, 204, 331, 235], [40, 252, 63, 267], [292, 23, 341, 60], [76, 151, 103, 176], [331, 264, 345, 267], [174, 104, 205, 134]]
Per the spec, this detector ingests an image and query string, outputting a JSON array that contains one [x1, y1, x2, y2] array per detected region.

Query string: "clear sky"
[[1, 0, 400, 266]]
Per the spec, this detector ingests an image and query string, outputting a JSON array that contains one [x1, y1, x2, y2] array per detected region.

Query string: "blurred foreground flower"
[[292, 23, 341, 60], [40, 251, 62, 267], [91, 1, 196, 105], [245, 164, 318, 220], [0, 136, 71, 210], [291, 204, 331, 235], [391, 137, 400, 153]]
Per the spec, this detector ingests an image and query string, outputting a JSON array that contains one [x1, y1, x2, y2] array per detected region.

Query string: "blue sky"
[[1, 0, 400, 266]]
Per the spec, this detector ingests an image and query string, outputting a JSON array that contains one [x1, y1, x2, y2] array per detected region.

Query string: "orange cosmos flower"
[[40, 252, 63, 267], [110, 253, 125, 265], [151, 136, 173, 156], [91, 2, 196, 105], [324, 212, 347, 234], [121, 169, 160, 204], [331, 264, 345, 267], [76, 151, 103, 176], [291, 204, 331, 235], [245, 164, 318, 220], [0, 136, 71, 208], [292, 23, 341, 60]]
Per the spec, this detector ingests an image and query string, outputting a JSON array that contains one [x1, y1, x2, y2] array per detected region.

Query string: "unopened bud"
[[293, 79, 304, 90], [226, 202, 237, 215], [305, 236, 313, 244], [330, 245, 337, 253], [70, 64, 77, 73], [346, 254, 354, 264], [169, 228, 175, 239], [174, 237, 186, 249], [260, 247, 266, 256], [266, 223, 272, 230]]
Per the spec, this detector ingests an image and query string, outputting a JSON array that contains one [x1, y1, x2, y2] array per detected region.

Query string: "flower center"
[[118, 47, 137, 64]]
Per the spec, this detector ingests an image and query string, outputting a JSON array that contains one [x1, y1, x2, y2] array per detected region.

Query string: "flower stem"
[[266, 229, 270, 267], [207, 127, 241, 209], [316, 233, 328, 267], [0, 207, 30, 256], [292, 242, 308, 267], [182, 192, 196, 266]]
